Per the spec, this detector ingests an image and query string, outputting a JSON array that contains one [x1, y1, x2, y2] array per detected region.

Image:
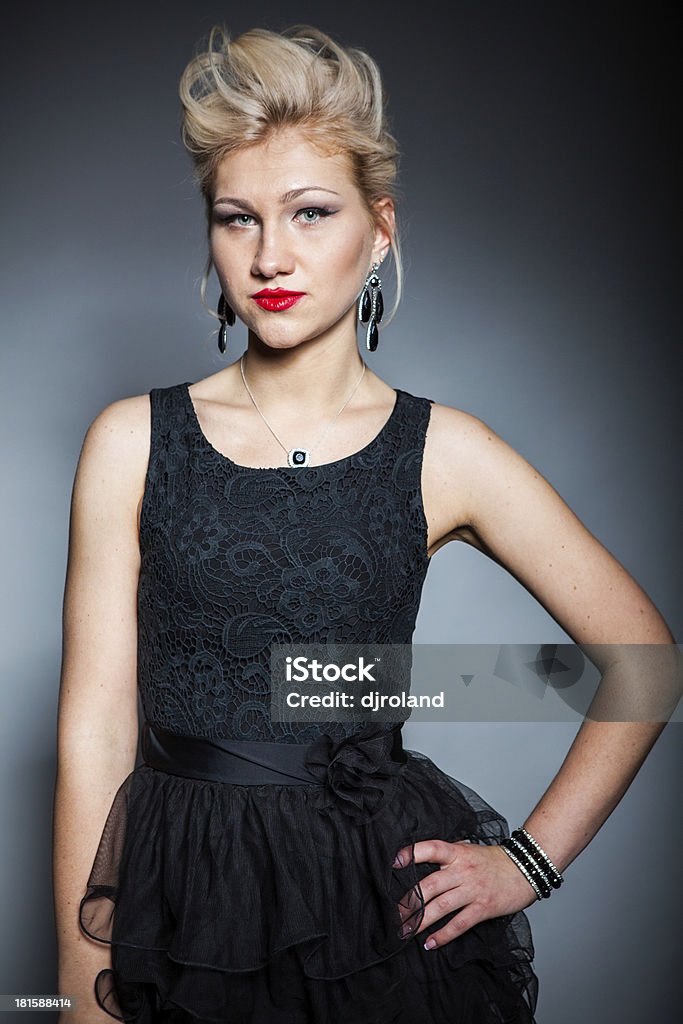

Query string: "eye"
[[220, 212, 254, 227], [295, 207, 334, 225], [213, 213, 255, 228]]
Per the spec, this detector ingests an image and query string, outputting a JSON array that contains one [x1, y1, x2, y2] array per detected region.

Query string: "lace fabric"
[[136, 383, 432, 743]]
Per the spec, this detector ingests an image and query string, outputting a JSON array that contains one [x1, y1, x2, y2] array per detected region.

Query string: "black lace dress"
[[78, 381, 539, 1023]]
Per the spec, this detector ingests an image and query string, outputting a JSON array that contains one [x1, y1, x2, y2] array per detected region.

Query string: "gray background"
[[1, 1, 680, 1021]]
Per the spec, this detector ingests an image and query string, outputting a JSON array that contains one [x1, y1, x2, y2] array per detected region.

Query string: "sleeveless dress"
[[78, 381, 539, 1023]]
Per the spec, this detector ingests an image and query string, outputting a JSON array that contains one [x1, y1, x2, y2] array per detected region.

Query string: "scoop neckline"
[[181, 381, 403, 472]]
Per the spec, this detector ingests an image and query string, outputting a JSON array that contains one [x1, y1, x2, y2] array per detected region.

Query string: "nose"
[[251, 222, 296, 279]]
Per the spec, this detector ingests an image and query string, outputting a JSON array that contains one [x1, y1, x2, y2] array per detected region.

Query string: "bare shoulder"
[[76, 392, 152, 538], [422, 398, 674, 644], [422, 400, 511, 558], [422, 399, 567, 562], [424, 401, 493, 460], [80, 392, 151, 477]]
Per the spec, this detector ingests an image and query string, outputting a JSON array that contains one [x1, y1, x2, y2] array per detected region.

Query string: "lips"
[[252, 290, 305, 311], [252, 288, 304, 297]]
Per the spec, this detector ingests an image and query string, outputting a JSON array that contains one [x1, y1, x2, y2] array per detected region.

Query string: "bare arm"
[[432, 406, 677, 874], [396, 405, 680, 952], [53, 394, 150, 1019]]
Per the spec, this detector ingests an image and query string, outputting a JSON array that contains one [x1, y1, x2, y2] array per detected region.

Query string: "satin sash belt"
[[141, 720, 406, 787]]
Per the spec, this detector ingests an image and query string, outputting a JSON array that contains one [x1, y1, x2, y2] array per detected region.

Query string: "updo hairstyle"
[[179, 24, 403, 324]]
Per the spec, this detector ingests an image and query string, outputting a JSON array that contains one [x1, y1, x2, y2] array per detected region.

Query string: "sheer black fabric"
[[78, 381, 539, 1022]]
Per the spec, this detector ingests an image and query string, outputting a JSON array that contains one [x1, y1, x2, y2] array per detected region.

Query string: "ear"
[[371, 197, 396, 260]]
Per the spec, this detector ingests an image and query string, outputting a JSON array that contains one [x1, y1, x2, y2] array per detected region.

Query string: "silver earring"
[[217, 293, 235, 354], [357, 261, 384, 351]]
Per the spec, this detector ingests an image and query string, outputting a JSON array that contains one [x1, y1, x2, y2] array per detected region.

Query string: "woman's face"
[[209, 127, 391, 350]]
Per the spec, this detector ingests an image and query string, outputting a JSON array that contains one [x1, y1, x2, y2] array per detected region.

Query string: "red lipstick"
[[251, 287, 305, 311]]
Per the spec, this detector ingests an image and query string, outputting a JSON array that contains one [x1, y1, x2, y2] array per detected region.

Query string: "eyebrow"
[[213, 186, 340, 208]]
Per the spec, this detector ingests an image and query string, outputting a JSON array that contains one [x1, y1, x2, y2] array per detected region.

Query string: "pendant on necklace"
[[287, 448, 310, 467]]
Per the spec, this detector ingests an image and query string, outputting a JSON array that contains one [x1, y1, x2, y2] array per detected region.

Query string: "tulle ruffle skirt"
[[79, 723, 539, 1023]]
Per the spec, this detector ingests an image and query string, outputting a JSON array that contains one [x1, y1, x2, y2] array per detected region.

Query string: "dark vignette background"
[[1, 2, 680, 1021]]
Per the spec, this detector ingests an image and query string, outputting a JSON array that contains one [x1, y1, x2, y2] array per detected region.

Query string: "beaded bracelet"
[[506, 837, 553, 897], [500, 826, 564, 901], [499, 844, 548, 900], [512, 827, 564, 887]]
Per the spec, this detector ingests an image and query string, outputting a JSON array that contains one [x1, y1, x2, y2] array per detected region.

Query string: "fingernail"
[[400, 923, 413, 939], [393, 853, 404, 868], [424, 938, 437, 950]]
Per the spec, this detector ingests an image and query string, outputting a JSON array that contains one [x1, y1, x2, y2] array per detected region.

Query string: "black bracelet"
[[512, 828, 564, 888], [499, 826, 565, 900], [499, 844, 544, 899], [505, 837, 553, 897], [500, 837, 552, 898]]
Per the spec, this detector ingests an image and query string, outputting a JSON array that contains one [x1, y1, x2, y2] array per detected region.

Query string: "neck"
[[243, 320, 368, 415]]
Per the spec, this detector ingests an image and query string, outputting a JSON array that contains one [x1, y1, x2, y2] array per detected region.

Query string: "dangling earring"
[[357, 260, 384, 351], [217, 293, 235, 354]]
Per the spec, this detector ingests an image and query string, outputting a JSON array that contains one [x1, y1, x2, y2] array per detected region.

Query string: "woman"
[[53, 23, 677, 1024]]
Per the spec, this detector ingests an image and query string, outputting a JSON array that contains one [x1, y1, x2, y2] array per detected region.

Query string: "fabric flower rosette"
[[303, 722, 428, 939], [302, 722, 409, 825]]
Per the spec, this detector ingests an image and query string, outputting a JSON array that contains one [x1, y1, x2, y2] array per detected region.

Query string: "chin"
[[250, 322, 328, 350]]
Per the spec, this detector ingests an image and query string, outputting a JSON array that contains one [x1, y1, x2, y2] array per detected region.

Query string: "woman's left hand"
[[393, 838, 538, 950]]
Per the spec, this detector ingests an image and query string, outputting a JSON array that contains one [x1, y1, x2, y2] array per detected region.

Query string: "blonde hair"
[[179, 23, 404, 326]]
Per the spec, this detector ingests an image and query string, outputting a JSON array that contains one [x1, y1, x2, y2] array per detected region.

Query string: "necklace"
[[239, 354, 367, 468]]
